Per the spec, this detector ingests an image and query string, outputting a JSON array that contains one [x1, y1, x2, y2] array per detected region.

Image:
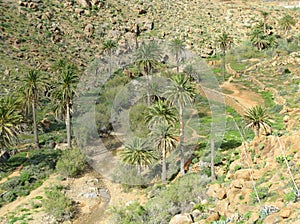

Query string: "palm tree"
[[52, 68, 79, 148], [261, 11, 269, 34], [279, 14, 296, 42], [134, 41, 162, 106], [216, 32, 232, 81], [169, 38, 185, 72], [19, 69, 48, 148], [0, 97, 22, 149], [102, 39, 118, 76], [120, 137, 157, 174], [164, 73, 196, 176], [250, 26, 277, 51], [145, 99, 177, 128], [151, 124, 177, 183], [244, 105, 272, 137]]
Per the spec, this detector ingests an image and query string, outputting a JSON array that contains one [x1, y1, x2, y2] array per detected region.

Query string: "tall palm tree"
[[0, 97, 22, 149], [279, 14, 296, 42], [120, 137, 157, 174], [169, 38, 185, 72], [134, 41, 162, 106], [150, 124, 177, 183], [164, 73, 196, 176], [19, 69, 48, 148], [102, 39, 118, 76], [145, 99, 177, 128], [216, 32, 232, 81], [52, 68, 79, 148], [244, 105, 272, 137]]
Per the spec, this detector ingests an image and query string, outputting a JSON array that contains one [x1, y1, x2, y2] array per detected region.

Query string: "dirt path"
[[221, 81, 264, 110], [74, 177, 147, 224]]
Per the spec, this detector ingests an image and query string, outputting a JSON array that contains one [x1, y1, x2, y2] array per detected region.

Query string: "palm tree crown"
[[145, 99, 177, 128], [0, 96, 22, 148], [244, 105, 272, 136], [120, 137, 157, 174], [279, 14, 296, 41], [169, 38, 185, 72], [164, 73, 196, 107]]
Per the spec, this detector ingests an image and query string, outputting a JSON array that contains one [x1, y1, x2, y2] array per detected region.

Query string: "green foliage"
[[43, 185, 75, 221], [110, 201, 147, 224], [129, 103, 149, 137], [285, 191, 297, 202], [111, 173, 210, 224], [275, 154, 293, 164], [250, 186, 269, 204], [0, 149, 59, 206], [244, 105, 272, 136], [56, 148, 87, 178]]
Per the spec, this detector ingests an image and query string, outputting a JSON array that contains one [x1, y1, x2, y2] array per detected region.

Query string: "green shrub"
[[43, 185, 75, 221], [285, 191, 296, 203], [56, 148, 87, 178]]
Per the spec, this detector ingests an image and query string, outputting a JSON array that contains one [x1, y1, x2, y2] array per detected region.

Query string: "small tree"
[[261, 11, 269, 34], [244, 105, 272, 137], [102, 39, 118, 76], [279, 14, 296, 42], [151, 124, 178, 183], [169, 38, 185, 72], [216, 32, 232, 81]]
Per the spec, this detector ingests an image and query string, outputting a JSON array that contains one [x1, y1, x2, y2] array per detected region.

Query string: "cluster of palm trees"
[[250, 12, 296, 51], [118, 39, 197, 183], [0, 61, 79, 150]]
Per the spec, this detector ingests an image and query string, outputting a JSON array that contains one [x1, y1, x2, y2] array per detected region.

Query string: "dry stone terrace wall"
[[197, 85, 247, 115]]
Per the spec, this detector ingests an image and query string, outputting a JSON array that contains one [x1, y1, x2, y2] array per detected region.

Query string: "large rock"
[[169, 214, 193, 224], [205, 213, 219, 223], [84, 24, 94, 38], [279, 208, 291, 218], [77, 0, 91, 8]]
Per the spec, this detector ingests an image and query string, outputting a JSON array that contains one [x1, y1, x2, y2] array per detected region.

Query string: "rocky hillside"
[[1, 0, 300, 81]]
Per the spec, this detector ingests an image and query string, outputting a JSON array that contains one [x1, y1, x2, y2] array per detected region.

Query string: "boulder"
[[84, 24, 94, 38], [77, 0, 91, 8], [279, 208, 291, 218], [169, 214, 193, 224], [234, 169, 250, 181], [263, 213, 282, 224], [205, 213, 219, 223]]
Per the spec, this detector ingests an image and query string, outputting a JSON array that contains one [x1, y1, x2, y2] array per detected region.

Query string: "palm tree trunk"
[[162, 144, 167, 183], [179, 104, 185, 176], [109, 51, 112, 76], [146, 68, 151, 107], [32, 98, 39, 149], [176, 52, 179, 73], [211, 139, 216, 181], [222, 50, 226, 82], [255, 126, 260, 137], [66, 100, 71, 148]]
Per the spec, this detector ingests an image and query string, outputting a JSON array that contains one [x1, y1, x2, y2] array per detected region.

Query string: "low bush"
[[43, 185, 75, 221], [56, 148, 87, 178]]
